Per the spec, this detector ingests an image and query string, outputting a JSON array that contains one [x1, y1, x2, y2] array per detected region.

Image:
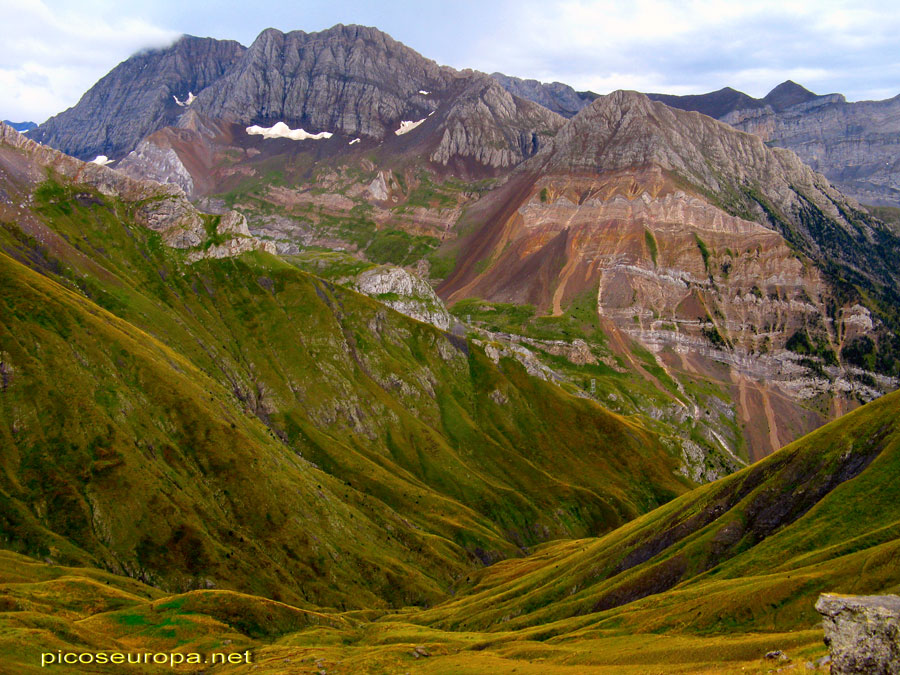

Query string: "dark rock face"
[[29, 35, 246, 160], [647, 80, 836, 122], [196, 25, 449, 138], [816, 594, 900, 674], [647, 87, 764, 119], [490, 73, 598, 118], [760, 80, 820, 111]]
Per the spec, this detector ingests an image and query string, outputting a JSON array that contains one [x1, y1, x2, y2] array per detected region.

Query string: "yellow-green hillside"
[[0, 155, 690, 612]]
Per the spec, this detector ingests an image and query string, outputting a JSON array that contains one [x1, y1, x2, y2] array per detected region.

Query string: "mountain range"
[[2, 121, 37, 133], [498, 75, 900, 209], [3, 22, 900, 673]]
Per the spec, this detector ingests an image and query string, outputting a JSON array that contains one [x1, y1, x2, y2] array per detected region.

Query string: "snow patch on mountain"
[[349, 138, 361, 145], [91, 155, 113, 166], [246, 122, 333, 141], [173, 92, 196, 107], [395, 119, 425, 136]]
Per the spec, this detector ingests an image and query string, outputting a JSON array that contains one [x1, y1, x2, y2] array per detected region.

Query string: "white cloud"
[[466, 0, 900, 100], [0, 0, 177, 122]]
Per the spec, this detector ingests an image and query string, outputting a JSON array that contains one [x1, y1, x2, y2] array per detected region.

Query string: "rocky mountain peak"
[[427, 73, 565, 171], [506, 88, 900, 294], [29, 35, 245, 160], [490, 73, 598, 118], [193, 23, 450, 139], [762, 80, 819, 110], [646, 86, 764, 119]]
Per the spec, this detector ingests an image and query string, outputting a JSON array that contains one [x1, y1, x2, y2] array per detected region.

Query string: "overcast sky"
[[3, 0, 899, 123]]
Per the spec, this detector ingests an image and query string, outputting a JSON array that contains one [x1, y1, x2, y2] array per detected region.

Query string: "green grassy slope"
[[0, 160, 690, 611], [406, 386, 900, 636], [10, 372, 895, 674]]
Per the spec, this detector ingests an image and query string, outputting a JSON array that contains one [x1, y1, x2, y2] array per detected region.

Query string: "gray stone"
[[30, 25, 563, 174], [816, 593, 900, 674], [356, 266, 451, 331], [492, 72, 598, 118], [117, 139, 195, 195]]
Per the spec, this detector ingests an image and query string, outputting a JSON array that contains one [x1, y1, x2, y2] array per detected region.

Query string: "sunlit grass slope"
[[222, 386, 900, 673], [404, 385, 900, 636]]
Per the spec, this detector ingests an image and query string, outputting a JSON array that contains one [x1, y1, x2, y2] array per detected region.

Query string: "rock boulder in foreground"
[[816, 593, 900, 674]]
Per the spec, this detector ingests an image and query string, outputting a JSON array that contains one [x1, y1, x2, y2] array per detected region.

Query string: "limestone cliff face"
[[505, 76, 900, 208], [536, 91, 900, 292], [33, 25, 564, 179], [428, 76, 564, 170], [723, 94, 900, 208], [641, 80, 900, 209], [195, 25, 448, 140], [117, 137, 196, 196], [490, 73, 598, 118], [29, 36, 245, 160], [356, 266, 451, 330]]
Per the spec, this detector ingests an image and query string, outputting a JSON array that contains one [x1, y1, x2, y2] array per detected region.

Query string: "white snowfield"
[[173, 92, 196, 107], [349, 138, 361, 145], [91, 155, 113, 166], [246, 122, 334, 141], [395, 119, 426, 136], [418, 90, 430, 95]]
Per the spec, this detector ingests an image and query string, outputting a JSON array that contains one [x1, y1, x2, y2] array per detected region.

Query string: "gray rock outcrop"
[[491, 73, 598, 118], [195, 25, 449, 140], [30, 25, 564, 175], [356, 265, 451, 330], [117, 137, 195, 195], [1, 122, 205, 247], [816, 593, 900, 674], [640, 80, 900, 208], [723, 94, 900, 208], [1, 122, 272, 260], [429, 75, 564, 170]]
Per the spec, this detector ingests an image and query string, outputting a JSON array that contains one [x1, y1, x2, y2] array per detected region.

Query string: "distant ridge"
[[3, 120, 37, 132]]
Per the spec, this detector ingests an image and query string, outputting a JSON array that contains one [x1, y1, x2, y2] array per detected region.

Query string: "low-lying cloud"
[[1, 0, 177, 123]]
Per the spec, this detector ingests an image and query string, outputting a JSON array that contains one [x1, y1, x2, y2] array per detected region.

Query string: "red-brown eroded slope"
[[440, 166, 875, 458]]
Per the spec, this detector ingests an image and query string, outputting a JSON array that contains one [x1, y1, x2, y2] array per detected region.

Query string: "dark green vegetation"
[[740, 184, 900, 377], [865, 204, 900, 231], [644, 227, 658, 267], [449, 287, 607, 345]]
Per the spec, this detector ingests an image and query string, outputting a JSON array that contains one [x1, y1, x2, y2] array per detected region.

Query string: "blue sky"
[[3, 0, 899, 123]]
